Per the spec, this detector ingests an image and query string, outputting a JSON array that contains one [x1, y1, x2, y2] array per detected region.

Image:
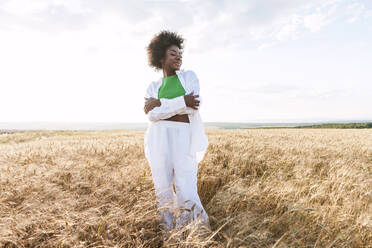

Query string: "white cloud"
[[0, 0, 357, 51], [276, 14, 302, 41], [304, 12, 328, 32], [1, 0, 372, 122], [346, 2, 365, 23], [257, 42, 277, 50]]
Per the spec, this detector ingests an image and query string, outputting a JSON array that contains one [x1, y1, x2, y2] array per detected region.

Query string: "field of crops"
[[0, 129, 371, 247]]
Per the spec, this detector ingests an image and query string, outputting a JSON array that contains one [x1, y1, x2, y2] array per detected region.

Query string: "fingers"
[[186, 92, 199, 98], [144, 97, 155, 100], [144, 97, 156, 106], [191, 94, 199, 100], [184, 93, 200, 109]]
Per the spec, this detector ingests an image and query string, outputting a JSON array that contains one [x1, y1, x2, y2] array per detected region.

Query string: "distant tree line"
[[295, 122, 372, 129]]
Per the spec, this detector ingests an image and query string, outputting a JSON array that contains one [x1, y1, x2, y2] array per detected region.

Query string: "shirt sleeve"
[[145, 82, 188, 122], [160, 71, 203, 116], [182, 70, 203, 116], [144, 71, 203, 121]]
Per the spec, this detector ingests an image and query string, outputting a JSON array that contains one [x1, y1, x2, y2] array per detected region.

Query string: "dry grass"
[[0, 128, 371, 247]]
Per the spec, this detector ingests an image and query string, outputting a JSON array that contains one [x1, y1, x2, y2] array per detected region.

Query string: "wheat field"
[[0, 128, 371, 247]]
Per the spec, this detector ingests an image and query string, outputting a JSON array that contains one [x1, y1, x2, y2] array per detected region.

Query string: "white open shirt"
[[144, 69, 209, 163]]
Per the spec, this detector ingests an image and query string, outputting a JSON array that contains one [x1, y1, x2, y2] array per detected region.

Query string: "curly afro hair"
[[146, 30, 185, 71]]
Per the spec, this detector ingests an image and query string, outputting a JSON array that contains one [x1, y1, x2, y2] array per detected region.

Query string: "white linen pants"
[[144, 120, 210, 236]]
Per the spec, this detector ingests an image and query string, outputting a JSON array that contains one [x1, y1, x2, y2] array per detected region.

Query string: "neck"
[[162, 68, 176, 78]]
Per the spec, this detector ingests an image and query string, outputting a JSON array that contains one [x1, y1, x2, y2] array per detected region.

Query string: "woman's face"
[[161, 45, 182, 71]]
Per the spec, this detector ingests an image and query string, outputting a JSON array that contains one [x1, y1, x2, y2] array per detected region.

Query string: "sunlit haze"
[[1, 0, 371, 123]]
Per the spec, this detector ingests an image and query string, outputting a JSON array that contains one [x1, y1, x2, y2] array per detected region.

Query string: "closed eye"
[[171, 52, 182, 56]]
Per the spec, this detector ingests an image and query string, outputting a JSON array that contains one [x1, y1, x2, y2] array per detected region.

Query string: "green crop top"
[[158, 74, 186, 99]]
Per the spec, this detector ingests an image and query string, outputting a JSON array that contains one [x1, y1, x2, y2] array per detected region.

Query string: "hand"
[[144, 97, 161, 114], [184, 91, 200, 110]]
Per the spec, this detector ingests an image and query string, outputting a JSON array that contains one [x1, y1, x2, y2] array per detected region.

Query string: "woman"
[[143, 30, 210, 241]]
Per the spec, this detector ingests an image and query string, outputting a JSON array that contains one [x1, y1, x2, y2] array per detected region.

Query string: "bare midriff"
[[164, 114, 189, 123]]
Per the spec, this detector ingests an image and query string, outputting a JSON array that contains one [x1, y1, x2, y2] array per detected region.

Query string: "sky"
[[1, 0, 371, 123]]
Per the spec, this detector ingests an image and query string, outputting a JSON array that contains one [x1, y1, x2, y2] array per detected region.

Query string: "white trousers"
[[144, 120, 210, 236]]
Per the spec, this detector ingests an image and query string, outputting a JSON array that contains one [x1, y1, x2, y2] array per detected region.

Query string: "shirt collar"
[[157, 68, 185, 83], [176, 68, 185, 75]]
